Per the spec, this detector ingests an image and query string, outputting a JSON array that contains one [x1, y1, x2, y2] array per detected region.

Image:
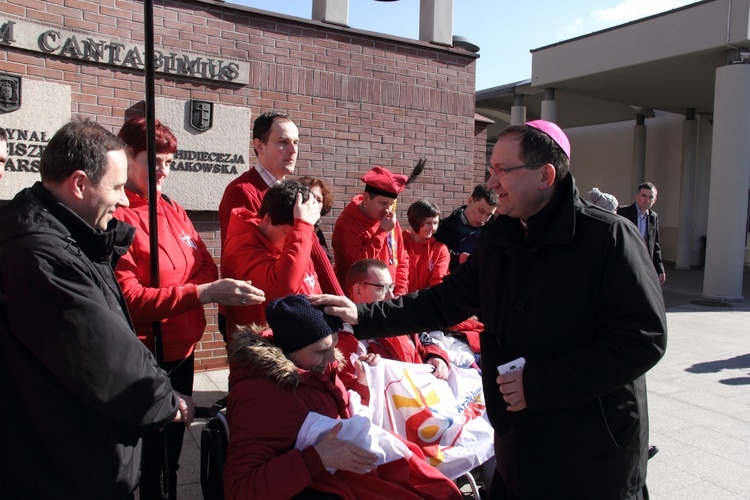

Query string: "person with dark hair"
[[113, 116, 264, 499], [0, 118, 191, 498], [617, 182, 666, 284], [332, 166, 411, 296], [222, 180, 321, 335], [0, 127, 7, 179], [223, 295, 462, 500], [219, 111, 298, 238], [435, 183, 498, 272], [314, 120, 667, 500], [403, 199, 450, 291]]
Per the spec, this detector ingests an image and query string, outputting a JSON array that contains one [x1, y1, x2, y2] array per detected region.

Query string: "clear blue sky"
[[227, 0, 695, 90]]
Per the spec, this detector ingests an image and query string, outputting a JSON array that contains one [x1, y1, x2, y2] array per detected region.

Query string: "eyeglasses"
[[487, 162, 546, 179], [359, 282, 396, 294]]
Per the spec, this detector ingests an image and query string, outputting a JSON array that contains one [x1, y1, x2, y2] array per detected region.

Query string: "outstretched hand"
[[308, 294, 359, 325], [198, 278, 265, 306], [313, 422, 378, 474]]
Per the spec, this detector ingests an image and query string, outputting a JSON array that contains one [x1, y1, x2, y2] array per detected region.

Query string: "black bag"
[[199, 397, 229, 500]]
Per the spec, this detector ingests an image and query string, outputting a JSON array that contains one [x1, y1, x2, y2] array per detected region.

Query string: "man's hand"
[[294, 192, 321, 227], [198, 279, 265, 306], [658, 273, 666, 285], [427, 356, 449, 380], [313, 422, 379, 474], [308, 294, 359, 325], [172, 391, 195, 426], [458, 252, 470, 264], [353, 354, 380, 386], [379, 210, 396, 233], [496, 370, 526, 412]]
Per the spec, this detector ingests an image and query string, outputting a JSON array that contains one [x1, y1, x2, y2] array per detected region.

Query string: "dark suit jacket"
[[617, 202, 665, 275]]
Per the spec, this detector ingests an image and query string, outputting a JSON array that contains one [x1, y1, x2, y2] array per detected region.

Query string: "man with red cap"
[[332, 166, 412, 296], [314, 121, 667, 500]]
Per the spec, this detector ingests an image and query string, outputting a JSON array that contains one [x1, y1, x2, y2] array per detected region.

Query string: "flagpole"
[[144, 0, 171, 498]]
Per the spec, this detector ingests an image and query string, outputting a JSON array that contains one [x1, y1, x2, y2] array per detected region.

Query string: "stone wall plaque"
[[156, 97, 251, 211], [0, 79, 70, 200]]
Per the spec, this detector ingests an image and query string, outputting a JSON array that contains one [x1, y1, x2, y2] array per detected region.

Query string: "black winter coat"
[[355, 175, 667, 499], [0, 183, 178, 499]]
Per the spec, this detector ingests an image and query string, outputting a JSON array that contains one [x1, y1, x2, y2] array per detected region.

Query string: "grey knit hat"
[[588, 187, 619, 213], [265, 295, 343, 354]]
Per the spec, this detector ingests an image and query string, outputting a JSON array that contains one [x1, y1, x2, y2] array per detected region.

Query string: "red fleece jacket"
[[222, 208, 321, 334], [114, 190, 217, 361]]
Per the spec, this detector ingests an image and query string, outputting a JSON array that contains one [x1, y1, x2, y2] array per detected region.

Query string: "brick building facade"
[[0, 0, 488, 370]]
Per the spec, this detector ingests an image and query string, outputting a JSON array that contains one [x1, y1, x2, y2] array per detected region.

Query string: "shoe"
[[648, 445, 659, 459]]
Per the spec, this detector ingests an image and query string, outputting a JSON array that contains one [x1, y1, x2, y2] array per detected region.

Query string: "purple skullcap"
[[525, 120, 571, 159], [265, 294, 343, 354]]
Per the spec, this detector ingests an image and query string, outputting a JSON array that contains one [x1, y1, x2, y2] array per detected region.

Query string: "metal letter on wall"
[[189, 100, 213, 132], [0, 72, 21, 113]]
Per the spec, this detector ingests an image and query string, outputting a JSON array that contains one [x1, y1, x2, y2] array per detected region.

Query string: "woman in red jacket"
[[114, 117, 264, 499], [402, 199, 450, 292]]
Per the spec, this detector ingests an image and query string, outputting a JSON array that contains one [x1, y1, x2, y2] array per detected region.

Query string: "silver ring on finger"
[[240, 299, 247, 305]]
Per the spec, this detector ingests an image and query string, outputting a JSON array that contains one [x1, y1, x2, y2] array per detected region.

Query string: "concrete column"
[[419, 0, 453, 46], [312, 0, 349, 27], [510, 95, 526, 125], [540, 88, 556, 122], [702, 64, 750, 300], [675, 110, 698, 270], [631, 114, 647, 196]]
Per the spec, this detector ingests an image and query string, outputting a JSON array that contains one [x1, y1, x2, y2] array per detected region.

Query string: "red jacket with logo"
[[114, 190, 217, 362], [222, 208, 321, 334]]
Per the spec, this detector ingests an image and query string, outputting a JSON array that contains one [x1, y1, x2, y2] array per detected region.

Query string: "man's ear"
[[351, 283, 362, 301], [253, 137, 265, 156], [538, 163, 556, 190], [68, 171, 89, 200]]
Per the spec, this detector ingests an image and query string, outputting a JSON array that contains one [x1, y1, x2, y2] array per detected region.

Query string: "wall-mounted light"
[[452, 35, 479, 53]]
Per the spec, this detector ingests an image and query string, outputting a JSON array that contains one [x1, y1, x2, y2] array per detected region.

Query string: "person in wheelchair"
[[223, 294, 461, 500]]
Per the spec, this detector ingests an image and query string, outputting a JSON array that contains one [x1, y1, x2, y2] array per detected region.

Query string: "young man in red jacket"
[[222, 180, 321, 335], [332, 166, 411, 296]]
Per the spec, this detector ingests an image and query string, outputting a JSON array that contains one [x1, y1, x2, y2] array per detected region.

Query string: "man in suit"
[[618, 182, 666, 284]]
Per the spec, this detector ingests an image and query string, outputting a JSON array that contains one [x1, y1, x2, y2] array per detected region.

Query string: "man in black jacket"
[[617, 182, 666, 284], [0, 119, 193, 499], [435, 183, 497, 271], [313, 120, 667, 500]]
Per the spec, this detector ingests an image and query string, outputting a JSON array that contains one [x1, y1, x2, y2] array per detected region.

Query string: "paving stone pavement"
[[173, 265, 750, 500]]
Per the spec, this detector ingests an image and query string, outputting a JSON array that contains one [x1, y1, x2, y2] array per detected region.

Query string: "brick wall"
[[1, 0, 484, 370]]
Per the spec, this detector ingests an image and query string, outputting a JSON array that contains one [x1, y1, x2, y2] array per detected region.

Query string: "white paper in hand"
[[497, 357, 526, 375]]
